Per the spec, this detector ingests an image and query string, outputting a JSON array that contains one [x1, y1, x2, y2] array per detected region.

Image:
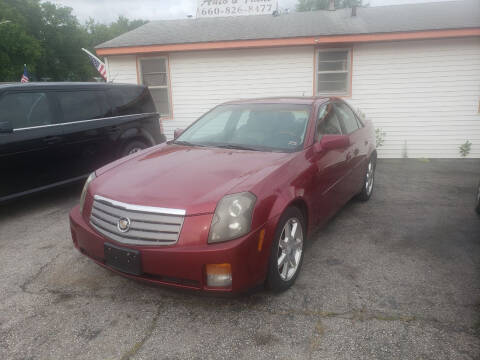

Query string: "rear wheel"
[[266, 207, 305, 292], [122, 140, 148, 157], [357, 157, 375, 201]]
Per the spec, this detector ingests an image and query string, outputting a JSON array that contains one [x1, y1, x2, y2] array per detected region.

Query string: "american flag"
[[21, 65, 29, 83], [82, 48, 107, 80]]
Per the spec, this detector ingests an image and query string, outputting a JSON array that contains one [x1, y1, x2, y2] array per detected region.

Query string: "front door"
[[0, 91, 64, 200], [311, 102, 351, 224]]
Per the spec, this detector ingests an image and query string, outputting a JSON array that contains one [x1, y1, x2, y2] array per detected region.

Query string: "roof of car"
[[0, 82, 146, 91], [96, 0, 479, 49], [223, 97, 331, 105]]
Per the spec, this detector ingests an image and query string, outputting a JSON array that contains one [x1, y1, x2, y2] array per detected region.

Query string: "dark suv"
[[0, 82, 166, 202]]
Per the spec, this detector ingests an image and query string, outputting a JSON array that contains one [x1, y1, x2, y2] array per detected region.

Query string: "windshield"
[[175, 103, 311, 152]]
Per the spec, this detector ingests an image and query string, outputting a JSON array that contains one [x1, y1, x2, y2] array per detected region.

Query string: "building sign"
[[197, 0, 278, 18]]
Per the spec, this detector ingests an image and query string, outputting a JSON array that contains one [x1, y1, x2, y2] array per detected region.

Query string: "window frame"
[[333, 101, 361, 135], [315, 101, 344, 141], [137, 55, 172, 119], [0, 91, 58, 130], [54, 89, 111, 124], [316, 48, 352, 97]]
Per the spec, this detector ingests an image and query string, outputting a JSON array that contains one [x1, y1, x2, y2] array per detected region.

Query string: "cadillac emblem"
[[117, 217, 131, 233]]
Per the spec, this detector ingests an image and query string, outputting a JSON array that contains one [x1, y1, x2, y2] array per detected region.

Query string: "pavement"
[[0, 159, 479, 360]]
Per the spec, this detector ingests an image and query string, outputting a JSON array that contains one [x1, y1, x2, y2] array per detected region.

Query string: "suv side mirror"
[[316, 134, 350, 152], [0, 121, 13, 134], [173, 128, 184, 139]]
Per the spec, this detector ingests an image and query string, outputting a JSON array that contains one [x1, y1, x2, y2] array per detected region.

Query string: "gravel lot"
[[0, 159, 479, 360]]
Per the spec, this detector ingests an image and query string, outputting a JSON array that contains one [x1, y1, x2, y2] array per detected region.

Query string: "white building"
[[96, 0, 480, 158]]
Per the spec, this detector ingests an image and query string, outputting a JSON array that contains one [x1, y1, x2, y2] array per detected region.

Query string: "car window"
[[56, 91, 110, 123], [0, 92, 54, 129], [189, 110, 233, 141], [316, 103, 342, 140], [107, 87, 156, 115], [335, 102, 359, 134], [177, 104, 311, 152]]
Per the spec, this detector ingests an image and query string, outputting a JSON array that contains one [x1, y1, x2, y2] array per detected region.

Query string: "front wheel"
[[357, 157, 375, 201], [266, 207, 305, 292]]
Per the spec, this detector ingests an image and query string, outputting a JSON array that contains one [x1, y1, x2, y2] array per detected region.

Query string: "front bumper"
[[69, 205, 276, 293]]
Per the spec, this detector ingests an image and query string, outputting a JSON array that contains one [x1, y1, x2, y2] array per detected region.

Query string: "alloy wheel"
[[365, 160, 374, 196], [277, 218, 303, 281]]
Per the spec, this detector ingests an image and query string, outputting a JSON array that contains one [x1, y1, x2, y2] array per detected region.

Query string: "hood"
[[91, 143, 291, 215]]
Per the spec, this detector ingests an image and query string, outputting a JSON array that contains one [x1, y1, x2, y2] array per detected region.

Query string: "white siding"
[[105, 37, 480, 158], [167, 47, 314, 139], [106, 55, 138, 84], [350, 38, 480, 158]]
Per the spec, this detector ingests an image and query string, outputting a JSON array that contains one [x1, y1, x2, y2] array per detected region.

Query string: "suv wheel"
[[122, 140, 148, 157]]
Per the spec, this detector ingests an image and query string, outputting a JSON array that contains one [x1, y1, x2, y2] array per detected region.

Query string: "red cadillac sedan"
[[69, 97, 376, 293]]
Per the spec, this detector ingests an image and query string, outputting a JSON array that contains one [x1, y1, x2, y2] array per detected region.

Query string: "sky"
[[48, 0, 458, 23]]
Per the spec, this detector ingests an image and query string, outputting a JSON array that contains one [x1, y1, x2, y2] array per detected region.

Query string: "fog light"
[[206, 263, 232, 288]]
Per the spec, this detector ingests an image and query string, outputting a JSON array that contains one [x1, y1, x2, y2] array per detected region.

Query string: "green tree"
[[296, 0, 365, 11], [83, 16, 148, 54], [0, 0, 147, 82], [0, 0, 43, 81]]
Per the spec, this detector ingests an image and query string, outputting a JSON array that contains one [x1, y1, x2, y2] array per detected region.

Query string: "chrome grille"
[[90, 195, 185, 246]]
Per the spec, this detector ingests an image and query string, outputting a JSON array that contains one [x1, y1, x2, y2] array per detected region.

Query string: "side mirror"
[[316, 135, 350, 152], [173, 128, 184, 139], [0, 121, 13, 134]]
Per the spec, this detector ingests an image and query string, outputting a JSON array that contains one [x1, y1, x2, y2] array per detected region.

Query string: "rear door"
[[0, 91, 64, 200], [53, 89, 113, 180], [334, 101, 365, 196]]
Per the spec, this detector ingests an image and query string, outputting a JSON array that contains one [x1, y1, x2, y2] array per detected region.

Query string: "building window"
[[139, 57, 171, 117], [317, 49, 351, 96]]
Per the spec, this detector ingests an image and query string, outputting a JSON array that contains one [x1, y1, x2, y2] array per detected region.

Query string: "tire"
[[475, 181, 480, 215], [357, 156, 376, 202], [121, 140, 148, 157], [266, 207, 306, 292]]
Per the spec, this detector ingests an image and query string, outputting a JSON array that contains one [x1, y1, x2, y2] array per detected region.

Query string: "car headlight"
[[208, 192, 256, 243], [80, 172, 96, 214]]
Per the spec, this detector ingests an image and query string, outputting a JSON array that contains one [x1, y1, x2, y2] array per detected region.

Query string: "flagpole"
[[81, 48, 104, 66]]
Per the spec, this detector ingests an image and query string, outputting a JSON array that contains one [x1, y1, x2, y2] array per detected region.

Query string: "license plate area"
[[104, 243, 142, 276]]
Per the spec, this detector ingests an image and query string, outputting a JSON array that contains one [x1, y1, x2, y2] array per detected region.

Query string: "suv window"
[[316, 103, 343, 140], [0, 92, 54, 129], [334, 103, 359, 134], [107, 87, 156, 116], [56, 91, 110, 123]]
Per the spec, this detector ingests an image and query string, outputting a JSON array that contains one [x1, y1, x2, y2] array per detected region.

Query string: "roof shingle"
[[96, 0, 480, 49]]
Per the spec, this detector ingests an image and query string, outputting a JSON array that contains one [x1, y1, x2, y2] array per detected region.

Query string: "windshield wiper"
[[213, 144, 260, 151], [173, 140, 205, 147]]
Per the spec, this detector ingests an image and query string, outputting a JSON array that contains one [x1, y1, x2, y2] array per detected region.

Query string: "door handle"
[[43, 136, 62, 144]]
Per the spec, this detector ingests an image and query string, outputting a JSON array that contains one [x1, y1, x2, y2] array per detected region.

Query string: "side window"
[[107, 87, 156, 116], [335, 103, 359, 134], [317, 49, 351, 95], [139, 57, 171, 117], [316, 103, 342, 140], [56, 91, 110, 123], [0, 92, 54, 129]]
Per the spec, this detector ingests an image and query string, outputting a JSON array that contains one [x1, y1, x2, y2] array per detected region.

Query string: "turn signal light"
[[206, 263, 232, 288]]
